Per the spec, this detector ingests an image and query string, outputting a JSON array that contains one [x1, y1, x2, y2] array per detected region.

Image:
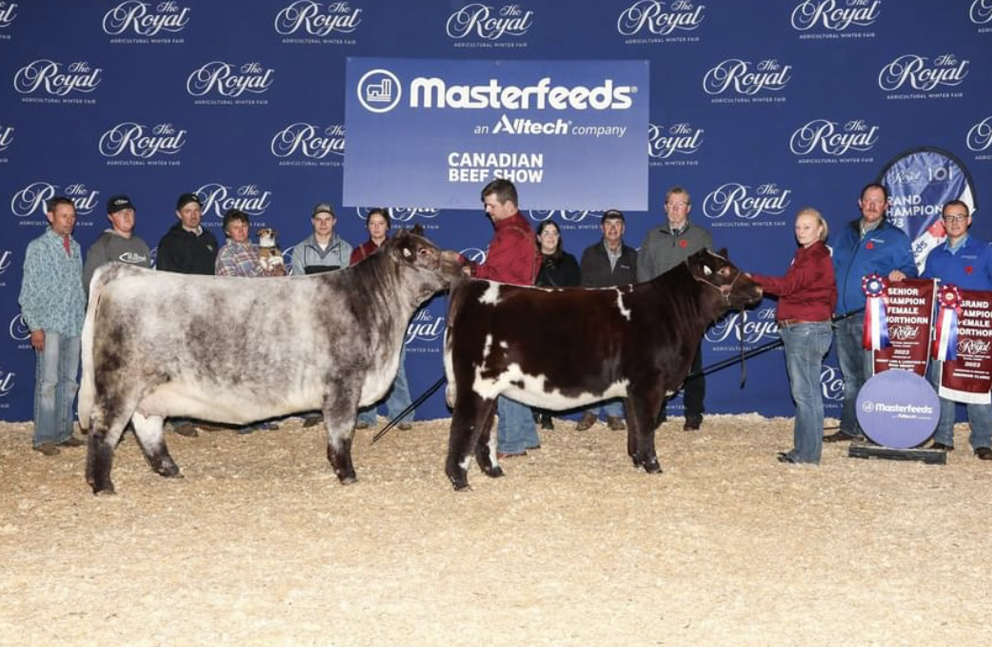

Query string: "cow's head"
[[687, 248, 763, 310], [388, 224, 466, 284]]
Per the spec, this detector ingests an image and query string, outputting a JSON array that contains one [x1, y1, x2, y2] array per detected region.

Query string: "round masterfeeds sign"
[[856, 369, 940, 449]]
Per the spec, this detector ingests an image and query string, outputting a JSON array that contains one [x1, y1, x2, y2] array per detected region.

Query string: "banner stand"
[[848, 369, 945, 465], [848, 442, 946, 465]]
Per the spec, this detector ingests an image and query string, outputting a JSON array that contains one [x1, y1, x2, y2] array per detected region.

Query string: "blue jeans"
[[586, 399, 624, 420], [781, 323, 833, 463], [835, 312, 869, 438], [33, 330, 80, 447], [357, 346, 414, 426], [928, 362, 992, 450], [497, 395, 539, 454]]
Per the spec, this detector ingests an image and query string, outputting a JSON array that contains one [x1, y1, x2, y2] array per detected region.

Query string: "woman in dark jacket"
[[533, 220, 580, 429]]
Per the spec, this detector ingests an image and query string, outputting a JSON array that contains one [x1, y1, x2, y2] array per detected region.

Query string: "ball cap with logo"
[[106, 194, 135, 214], [176, 192, 202, 211], [312, 203, 335, 218]]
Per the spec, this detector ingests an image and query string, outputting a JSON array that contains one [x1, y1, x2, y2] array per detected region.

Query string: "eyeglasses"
[[943, 214, 968, 223]]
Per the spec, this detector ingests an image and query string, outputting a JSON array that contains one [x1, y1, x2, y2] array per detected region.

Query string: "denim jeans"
[[358, 346, 414, 426], [834, 312, 870, 438], [781, 323, 833, 463], [928, 361, 992, 450], [33, 330, 80, 447], [497, 395, 539, 454], [586, 399, 624, 420]]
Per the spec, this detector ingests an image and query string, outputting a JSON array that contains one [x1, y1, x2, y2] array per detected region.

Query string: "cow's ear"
[[719, 247, 729, 259], [411, 223, 425, 237]]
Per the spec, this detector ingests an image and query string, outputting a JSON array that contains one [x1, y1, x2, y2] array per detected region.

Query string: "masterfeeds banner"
[[872, 278, 936, 376], [343, 58, 649, 211], [939, 288, 992, 405]]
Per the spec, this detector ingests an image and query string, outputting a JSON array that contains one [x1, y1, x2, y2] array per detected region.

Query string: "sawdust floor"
[[1, 414, 990, 647]]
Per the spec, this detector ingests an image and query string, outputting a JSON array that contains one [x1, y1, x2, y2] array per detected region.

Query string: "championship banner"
[[343, 57, 649, 210], [879, 147, 979, 273], [872, 278, 936, 376], [938, 288, 992, 404]]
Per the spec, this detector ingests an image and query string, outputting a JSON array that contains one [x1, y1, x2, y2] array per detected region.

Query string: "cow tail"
[[77, 266, 109, 431]]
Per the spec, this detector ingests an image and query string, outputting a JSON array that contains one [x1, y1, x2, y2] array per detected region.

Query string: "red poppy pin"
[[966, 266, 974, 275], [680, 239, 688, 248], [865, 242, 874, 250]]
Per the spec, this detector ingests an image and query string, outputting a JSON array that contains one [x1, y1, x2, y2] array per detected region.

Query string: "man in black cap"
[[156, 192, 218, 275], [82, 194, 152, 295], [156, 192, 220, 437]]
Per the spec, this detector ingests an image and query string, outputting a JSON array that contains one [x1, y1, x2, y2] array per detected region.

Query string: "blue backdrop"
[[1, 0, 991, 423]]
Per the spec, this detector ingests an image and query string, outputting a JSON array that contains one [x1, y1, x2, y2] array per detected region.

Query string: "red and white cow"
[[443, 248, 763, 490]]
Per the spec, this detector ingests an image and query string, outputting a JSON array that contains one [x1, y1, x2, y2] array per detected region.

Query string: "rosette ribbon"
[[932, 284, 962, 361], [862, 273, 891, 350]]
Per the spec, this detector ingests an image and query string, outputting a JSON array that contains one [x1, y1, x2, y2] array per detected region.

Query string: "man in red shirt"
[[469, 179, 541, 457]]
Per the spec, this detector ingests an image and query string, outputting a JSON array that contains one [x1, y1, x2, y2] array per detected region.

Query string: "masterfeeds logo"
[[271, 122, 344, 165], [617, 0, 705, 41], [11, 181, 99, 223], [790, 118, 878, 164], [357, 70, 635, 113], [13, 60, 102, 103], [275, 0, 363, 41], [649, 122, 703, 166], [103, 1, 190, 39], [967, 115, 992, 157], [187, 61, 274, 104], [99, 122, 186, 166], [197, 183, 272, 218], [702, 182, 791, 226], [446, 3, 534, 42], [878, 54, 969, 97], [790, 0, 880, 32], [971, 0, 992, 26], [703, 58, 791, 102]]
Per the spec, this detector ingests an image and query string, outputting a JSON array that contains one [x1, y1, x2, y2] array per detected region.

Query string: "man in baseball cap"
[[82, 193, 152, 294]]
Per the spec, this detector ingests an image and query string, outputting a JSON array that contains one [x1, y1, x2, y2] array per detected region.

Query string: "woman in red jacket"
[[750, 208, 837, 465]]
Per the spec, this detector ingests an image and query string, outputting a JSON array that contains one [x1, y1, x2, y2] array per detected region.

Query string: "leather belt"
[[777, 318, 829, 328]]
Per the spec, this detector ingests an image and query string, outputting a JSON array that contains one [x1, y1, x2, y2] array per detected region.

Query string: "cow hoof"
[[155, 463, 181, 478], [90, 483, 116, 496], [451, 481, 472, 492], [642, 460, 662, 474], [337, 474, 357, 485], [448, 473, 470, 490]]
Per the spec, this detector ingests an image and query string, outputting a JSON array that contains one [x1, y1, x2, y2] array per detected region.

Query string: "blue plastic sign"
[[856, 369, 940, 449], [343, 57, 649, 211]]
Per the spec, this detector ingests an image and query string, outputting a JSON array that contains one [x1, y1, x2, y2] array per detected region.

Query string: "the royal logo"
[[528, 209, 597, 223], [8, 313, 29, 341], [967, 115, 992, 152], [617, 0, 705, 36], [275, 0, 362, 36], [99, 122, 187, 158], [197, 183, 272, 217], [702, 58, 791, 96], [377, 208, 440, 223], [790, 119, 879, 156], [186, 61, 274, 97], [405, 308, 446, 345], [459, 247, 487, 265], [648, 122, 703, 159], [446, 3, 534, 39], [887, 324, 919, 341], [790, 0, 880, 31], [971, 0, 992, 24], [0, 124, 13, 151], [0, 250, 12, 275], [13, 59, 102, 96], [0, 369, 14, 397], [820, 365, 844, 401], [959, 338, 992, 355], [11, 181, 57, 217], [878, 54, 969, 92], [706, 308, 779, 344], [102, 1, 190, 36], [271, 122, 344, 159], [0, 1, 17, 29], [64, 185, 99, 216], [702, 182, 791, 219]]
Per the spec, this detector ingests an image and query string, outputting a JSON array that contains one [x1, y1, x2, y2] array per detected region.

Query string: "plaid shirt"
[[215, 240, 267, 277]]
